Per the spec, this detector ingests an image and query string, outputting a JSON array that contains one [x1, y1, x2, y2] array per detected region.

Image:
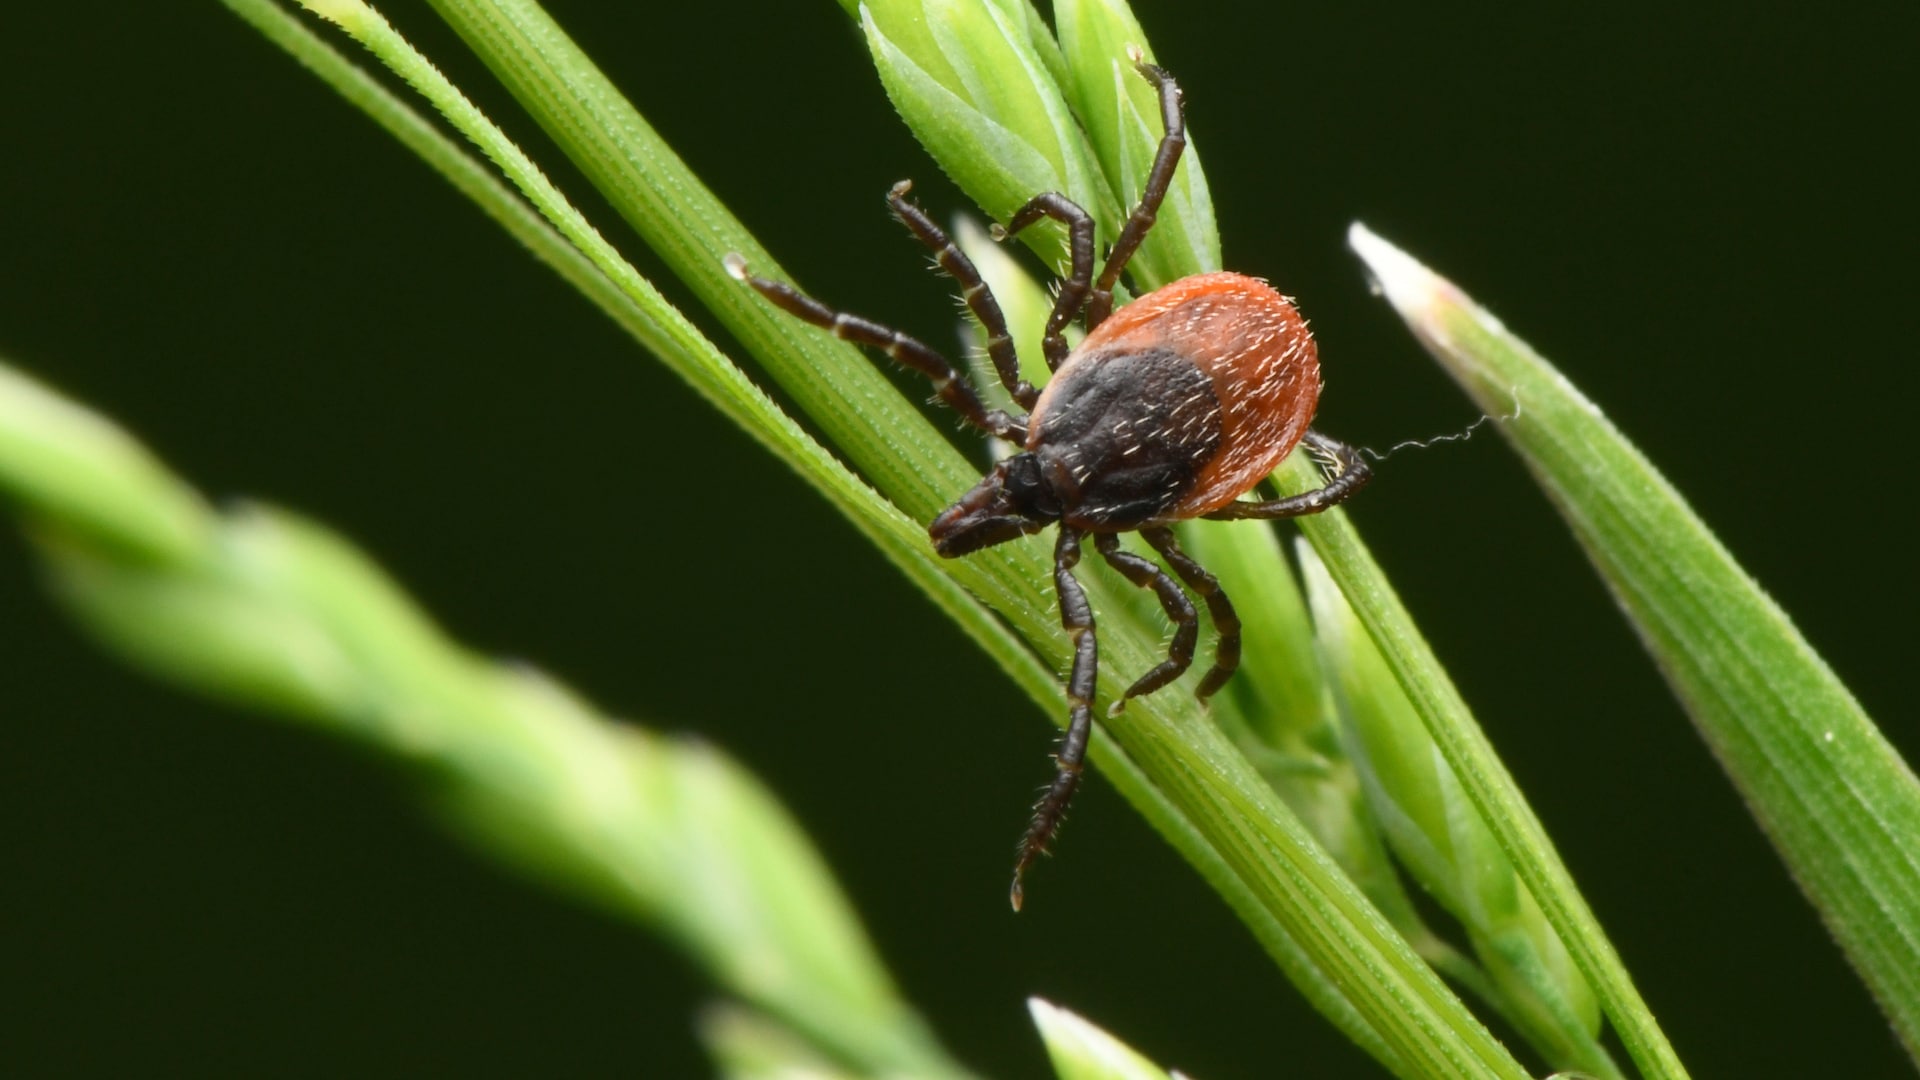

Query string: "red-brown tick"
[[726, 57, 1370, 908]]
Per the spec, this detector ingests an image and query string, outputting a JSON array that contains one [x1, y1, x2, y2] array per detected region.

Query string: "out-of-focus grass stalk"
[[0, 360, 969, 1079], [699, 1005, 863, 1080], [1350, 222, 1920, 1065]]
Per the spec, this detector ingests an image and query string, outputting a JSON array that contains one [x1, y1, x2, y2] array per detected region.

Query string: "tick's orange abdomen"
[[1027, 271, 1321, 527]]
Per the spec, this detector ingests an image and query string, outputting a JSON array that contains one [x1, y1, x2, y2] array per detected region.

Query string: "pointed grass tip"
[[1346, 221, 1506, 340], [1348, 222, 1526, 387], [1346, 222, 1443, 316]]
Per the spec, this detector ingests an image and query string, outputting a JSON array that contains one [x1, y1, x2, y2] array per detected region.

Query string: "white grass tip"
[[1346, 221, 1445, 319], [721, 252, 750, 281], [1028, 998, 1166, 1079]]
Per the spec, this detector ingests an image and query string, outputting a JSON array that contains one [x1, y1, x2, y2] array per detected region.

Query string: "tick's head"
[[929, 453, 1060, 557]]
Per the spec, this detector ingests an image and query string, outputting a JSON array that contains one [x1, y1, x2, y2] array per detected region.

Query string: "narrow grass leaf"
[[1350, 221, 1920, 1064], [1053, 0, 1220, 285], [1300, 542, 1615, 1078], [859, 0, 1119, 270], [1030, 999, 1186, 1080], [1281, 441, 1688, 1079]]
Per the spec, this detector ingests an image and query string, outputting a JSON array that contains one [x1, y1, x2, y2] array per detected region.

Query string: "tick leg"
[[887, 181, 1037, 412], [723, 253, 1026, 444], [1201, 431, 1373, 521], [1011, 526, 1096, 910], [1141, 526, 1241, 701], [995, 192, 1096, 372], [1092, 532, 1197, 714], [1087, 59, 1187, 329]]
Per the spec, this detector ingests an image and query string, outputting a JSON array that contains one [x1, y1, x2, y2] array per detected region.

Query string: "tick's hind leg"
[[1011, 527, 1096, 910], [722, 252, 1026, 444], [1092, 532, 1198, 715], [1141, 526, 1241, 701], [1199, 431, 1372, 521]]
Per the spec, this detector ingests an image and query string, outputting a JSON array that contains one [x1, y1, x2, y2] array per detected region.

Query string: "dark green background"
[[2, 2, 1913, 1077]]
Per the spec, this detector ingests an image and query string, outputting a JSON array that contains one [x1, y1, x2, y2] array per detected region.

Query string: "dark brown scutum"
[[1030, 348, 1223, 530]]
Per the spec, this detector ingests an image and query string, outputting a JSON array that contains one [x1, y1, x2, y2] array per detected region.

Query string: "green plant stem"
[[1290, 462, 1687, 1080], [1350, 221, 1920, 1067]]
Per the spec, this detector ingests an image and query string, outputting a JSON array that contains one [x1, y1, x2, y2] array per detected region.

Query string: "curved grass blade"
[[1053, 0, 1220, 285], [1300, 541, 1617, 1077], [1351, 221, 1920, 1065], [1030, 998, 1190, 1080]]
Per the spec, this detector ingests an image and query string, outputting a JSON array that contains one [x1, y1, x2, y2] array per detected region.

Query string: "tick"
[[725, 57, 1370, 908]]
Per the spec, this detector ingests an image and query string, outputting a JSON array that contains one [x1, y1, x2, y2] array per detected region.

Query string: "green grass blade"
[[1350, 221, 1920, 1065], [1053, 0, 1220, 285], [1300, 542, 1617, 1078], [1284, 444, 1689, 1080], [857, 0, 1120, 271], [1029, 999, 1186, 1080], [700, 1005, 864, 1080]]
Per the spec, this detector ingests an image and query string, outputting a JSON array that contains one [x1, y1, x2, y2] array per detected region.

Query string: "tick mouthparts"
[[927, 456, 1056, 557]]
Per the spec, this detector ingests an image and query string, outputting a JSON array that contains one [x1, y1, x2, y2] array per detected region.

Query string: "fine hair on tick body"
[[725, 54, 1370, 909]]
